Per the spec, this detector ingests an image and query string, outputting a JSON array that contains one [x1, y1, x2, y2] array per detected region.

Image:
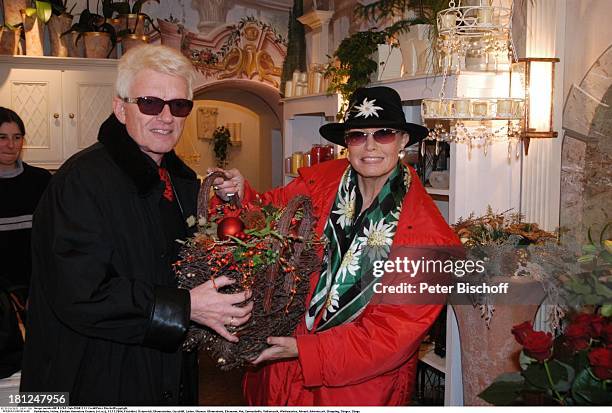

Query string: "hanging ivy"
[[211, 126, 232, 168]]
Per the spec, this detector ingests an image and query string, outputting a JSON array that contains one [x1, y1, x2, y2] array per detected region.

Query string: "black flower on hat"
[[320, 86, 429, 148]]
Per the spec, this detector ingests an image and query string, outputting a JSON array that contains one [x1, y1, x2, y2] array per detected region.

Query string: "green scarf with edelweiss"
[[306, 162, 411, 331]]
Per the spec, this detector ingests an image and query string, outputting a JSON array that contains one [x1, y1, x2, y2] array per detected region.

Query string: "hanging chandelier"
[[436, 0, 515, 73], [421, 0, 524, 159]]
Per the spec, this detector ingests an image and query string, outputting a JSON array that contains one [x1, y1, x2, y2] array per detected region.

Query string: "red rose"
[[512, 321, 534, 346], [588, 347, 612, 380], [573, 313, 606, 337], [523, 330, 554, 362], [565, 323, 591, 352], [602, 322, 612, 344], [590, 315, 606, 337], [512, 321, 553, 362]]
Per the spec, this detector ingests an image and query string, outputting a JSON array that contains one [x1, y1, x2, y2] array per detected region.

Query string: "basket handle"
[[197, 171, 241, 222], [263, 195, 316, 312]]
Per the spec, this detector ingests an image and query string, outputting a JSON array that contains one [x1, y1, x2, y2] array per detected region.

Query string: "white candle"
[[441, 13, 457, 29], [284, 80, 293, 97]]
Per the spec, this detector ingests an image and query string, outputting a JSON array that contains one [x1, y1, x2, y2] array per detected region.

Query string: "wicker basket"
[[176, 172, 320, 370]]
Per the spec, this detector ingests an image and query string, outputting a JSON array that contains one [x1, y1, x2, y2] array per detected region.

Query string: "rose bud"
[[588, 347, 612, 380]]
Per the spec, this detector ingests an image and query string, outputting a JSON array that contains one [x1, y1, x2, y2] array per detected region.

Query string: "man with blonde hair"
[[21, 45, 252, 405]]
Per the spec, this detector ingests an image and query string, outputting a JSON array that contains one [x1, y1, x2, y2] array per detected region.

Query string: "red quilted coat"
[[240, 159, 460, 406]]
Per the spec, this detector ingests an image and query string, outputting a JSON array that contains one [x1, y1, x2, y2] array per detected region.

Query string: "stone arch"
[[191, 78, 283, 191], [560, 45, 612, 251]]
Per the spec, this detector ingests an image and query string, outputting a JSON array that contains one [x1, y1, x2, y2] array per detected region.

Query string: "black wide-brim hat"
[[319, 86, 429, 147]]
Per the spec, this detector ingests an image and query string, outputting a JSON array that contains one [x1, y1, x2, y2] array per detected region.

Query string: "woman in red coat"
[[216, 86, 460, 406]]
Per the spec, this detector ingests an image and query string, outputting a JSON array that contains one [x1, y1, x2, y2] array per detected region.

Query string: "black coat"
[[21, 115, 200, 405]]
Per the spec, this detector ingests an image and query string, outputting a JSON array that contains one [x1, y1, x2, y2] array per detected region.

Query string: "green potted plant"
[[65, 6, 117, 58], [0, 23, 22, 55], [103, 0, 159, 37], [211, 126, 232, 168], [3, 0, 29, 27], [21, 1, 52, 55], [48, 0, 76, 56], [325, 0, 447, 112]]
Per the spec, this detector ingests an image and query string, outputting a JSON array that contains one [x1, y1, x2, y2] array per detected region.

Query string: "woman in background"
[[0, 107, 51, 298], [0, 107, 51, 378]]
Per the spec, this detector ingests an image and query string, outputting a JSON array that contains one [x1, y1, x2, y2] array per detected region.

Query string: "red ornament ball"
[[217, 216, 245, 240]]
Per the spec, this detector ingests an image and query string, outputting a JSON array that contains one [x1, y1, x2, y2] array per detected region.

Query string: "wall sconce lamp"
[[513, 57, 560, 155]]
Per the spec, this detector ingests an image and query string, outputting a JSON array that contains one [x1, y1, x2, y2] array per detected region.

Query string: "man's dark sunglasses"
[[344, 128, 401, 146], [122, 96, 194, 117]]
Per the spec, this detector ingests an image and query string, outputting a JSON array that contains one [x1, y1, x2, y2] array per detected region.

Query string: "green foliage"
[[211, 126, 232, 168], [477, 372, 524, 405], [571, 368, 612, 405], [563, 223, 612, 309], [25, 1, 53, 24], [324, 0, 451, 116], [324, 29, 388, 110]]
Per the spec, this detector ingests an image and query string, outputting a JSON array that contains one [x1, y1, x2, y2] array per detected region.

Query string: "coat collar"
[[98, 114, 196, 195]]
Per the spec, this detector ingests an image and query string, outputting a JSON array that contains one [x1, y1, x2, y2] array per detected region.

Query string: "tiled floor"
[[198, 352, 246, 406]]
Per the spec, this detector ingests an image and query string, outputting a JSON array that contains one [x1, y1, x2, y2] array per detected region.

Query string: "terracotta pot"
[[3, 0, 28, 25], [21, 11, 44, 56], [121, 34, 149, 54], [0, 27, 21, 55], [83, 32, 112, 59], [66, 31, 84, 57], [453, 303, 541, 405], [118, 14, 145, 35], [48, 13, 74, 57], [158, 18, 182, 50]]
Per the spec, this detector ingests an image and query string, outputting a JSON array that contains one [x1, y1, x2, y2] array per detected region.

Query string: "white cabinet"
[[0, 56, 117, 169]]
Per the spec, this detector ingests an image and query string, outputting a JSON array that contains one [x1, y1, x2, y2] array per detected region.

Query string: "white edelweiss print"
[[354, 97, 383, 118], [323, 284, 340, 318], [358, 219, 395, 261], [332, 188, 356, 229], [337, 243, 362, 282]]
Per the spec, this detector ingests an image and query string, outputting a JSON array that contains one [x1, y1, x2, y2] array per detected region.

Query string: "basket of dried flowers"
[[176, 171, 321, 370]]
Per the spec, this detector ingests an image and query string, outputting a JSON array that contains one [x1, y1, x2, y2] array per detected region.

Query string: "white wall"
[[562, 0, 612, 102]]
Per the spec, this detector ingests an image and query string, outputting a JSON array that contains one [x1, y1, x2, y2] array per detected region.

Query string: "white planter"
[[397, 24, 434, 77], [371, 44, 403, 81]]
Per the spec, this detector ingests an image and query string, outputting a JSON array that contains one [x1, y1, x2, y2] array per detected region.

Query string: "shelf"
[[419, 342, 446, 374], [372, 74, 458, 102], [281, 92, 342, 119], [426, 187, 450, 196], [0, 55, 118, 69]]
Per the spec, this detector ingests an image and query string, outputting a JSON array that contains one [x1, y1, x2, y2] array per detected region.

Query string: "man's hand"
[[251, 337, 298, 364], [207, 168, 245, 201], [189, 275, 252, 342]]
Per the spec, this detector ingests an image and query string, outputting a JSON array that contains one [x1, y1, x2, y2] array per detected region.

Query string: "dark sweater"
[[0, 162, 51, 290]]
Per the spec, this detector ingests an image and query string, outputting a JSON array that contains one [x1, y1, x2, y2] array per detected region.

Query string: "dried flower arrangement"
[[175, 172, 322, 370]]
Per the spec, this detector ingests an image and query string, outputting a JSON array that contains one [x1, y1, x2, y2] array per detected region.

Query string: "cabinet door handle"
[[69, 113, 75, 119], [53, 113, 60, 119]]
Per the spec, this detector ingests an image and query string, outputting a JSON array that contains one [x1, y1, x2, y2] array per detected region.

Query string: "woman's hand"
[[251, 337, 298, 365], [207, 167, 245, 201]]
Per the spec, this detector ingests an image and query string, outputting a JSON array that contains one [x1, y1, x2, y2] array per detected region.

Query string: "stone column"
[[520, 0, 566, 231], [298, 10, 334, 66]]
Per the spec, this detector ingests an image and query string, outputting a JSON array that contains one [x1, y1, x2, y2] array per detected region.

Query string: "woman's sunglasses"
[[344, 128, 401, 146], [122, 96, 194, 117]]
